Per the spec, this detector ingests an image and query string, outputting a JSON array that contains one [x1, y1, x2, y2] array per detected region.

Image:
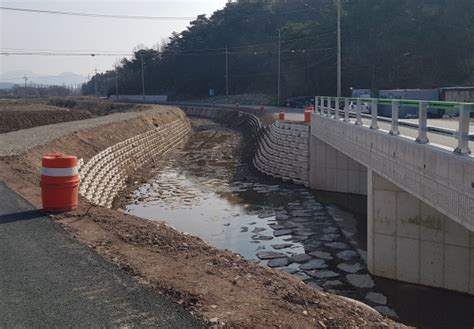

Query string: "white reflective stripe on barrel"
[[41, 166, 79, 177]]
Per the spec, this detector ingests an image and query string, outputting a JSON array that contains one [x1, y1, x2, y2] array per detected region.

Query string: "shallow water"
[[126, 119, 474, 329]]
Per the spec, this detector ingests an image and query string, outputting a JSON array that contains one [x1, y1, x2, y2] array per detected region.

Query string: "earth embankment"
[[0, 104, 406, 328]]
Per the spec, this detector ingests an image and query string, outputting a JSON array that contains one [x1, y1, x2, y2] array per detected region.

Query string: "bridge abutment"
[[368, 170, 474, 294], [309, 135, 367, 195]]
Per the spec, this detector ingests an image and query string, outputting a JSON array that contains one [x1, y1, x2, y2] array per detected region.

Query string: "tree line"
[[82, 0, 474, 104]]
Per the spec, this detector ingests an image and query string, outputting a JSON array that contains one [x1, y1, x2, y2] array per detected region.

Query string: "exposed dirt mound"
[[0, 103, 93, 133], [47, 97, 137, 116]]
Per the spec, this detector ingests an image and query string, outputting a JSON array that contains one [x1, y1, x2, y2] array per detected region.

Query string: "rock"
[[275, 214, 290, 220], [252, 227, 266, 233], [258, 212, 275, 219], [324, 242, 349, 249], [240, 226, 248, 232], [267, 257, 291, 267], [290, 210, 312, 217], [209, 317, 219, 324], [299, 259, 327, 270], [322, 280, 343, 288], [269, 223, 297, 230], [256, 251, 287, 260], [271, 243, 293, 250], [374, 306, 398, 319], [273, 229, 293, 237], [279, 267, 299, 274], [337, 263, 363, 273], [319, 234, 342, 241], [287, 202, 301, 206], [251, 235, 273, 241], [305, 281, 322, 290], [294, 271, 310, 281], [308, 251, 333, 260], [346, 274, 375, 288], [365, 292, 387, 305], [308, 270, 340, 279], [336, 250, 359, 260], [323, 227, 338, 234], [290, 253, 313, 263], [292, 235, 309, 242], [291, 217, 311, 223]]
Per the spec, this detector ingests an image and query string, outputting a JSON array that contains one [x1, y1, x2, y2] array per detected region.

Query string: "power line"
[[1, 52, 132, 57], [0, 6, 195, 20], [0, 46, 336, 58], [164, 31, 336, 53]]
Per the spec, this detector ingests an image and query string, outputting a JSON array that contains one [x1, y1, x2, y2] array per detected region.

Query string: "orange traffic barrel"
[[40, 153, 80, 212], [279, 111, 285, 120], [304, 109, 312, 122]]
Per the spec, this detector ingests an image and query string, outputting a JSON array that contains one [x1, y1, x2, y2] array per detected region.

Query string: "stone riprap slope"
[[79, 119, 190, 208], [254, 121, 310, 186]]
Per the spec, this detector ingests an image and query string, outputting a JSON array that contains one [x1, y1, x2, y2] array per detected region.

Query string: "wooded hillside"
[[82, 0, 474, 103]]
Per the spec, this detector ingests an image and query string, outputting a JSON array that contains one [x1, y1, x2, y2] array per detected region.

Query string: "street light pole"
[[140, 54, 145, 102], [277, 28, 281, 105], [337, 0, 341, 97]]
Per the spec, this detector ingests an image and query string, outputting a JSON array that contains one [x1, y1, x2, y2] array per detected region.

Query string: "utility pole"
[[277, 28, 281, 105], [94, 68, 98, 97], [140, 54, 145, 102], [337, 0, 342, 97], [225, 47, 229, 97], [23, 75, 28, 104], [115, 66, 119, 101]]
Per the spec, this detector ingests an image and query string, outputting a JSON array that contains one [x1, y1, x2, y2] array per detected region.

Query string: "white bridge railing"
[[315, 96, 474, 155]]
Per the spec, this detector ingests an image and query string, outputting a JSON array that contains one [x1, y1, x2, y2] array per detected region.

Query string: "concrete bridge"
[[310, 96, 474, 295]]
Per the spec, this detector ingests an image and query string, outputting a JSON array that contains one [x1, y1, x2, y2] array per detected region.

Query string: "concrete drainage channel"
[[121, 106, 398, 321], [68, 105, 472, 328]]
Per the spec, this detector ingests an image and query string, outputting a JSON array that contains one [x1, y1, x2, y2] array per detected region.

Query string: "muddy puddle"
[[126, 119, 474, 329]]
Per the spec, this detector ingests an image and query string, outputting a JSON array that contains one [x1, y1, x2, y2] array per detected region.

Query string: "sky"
[[0, 0, 227, 77]]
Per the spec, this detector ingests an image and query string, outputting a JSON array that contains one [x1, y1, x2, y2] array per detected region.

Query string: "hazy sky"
[[0, 0, 227, 76]]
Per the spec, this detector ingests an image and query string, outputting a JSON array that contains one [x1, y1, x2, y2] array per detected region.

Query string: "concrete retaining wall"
[[369, 171, 474, 295], [310, 135, 368, 195], [79, 117, 190, 208], [253, 121, 310, 186]]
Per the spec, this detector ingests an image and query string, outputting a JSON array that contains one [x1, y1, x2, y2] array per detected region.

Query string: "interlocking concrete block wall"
[[79, 118, 190, 208], [180, 106, 262, 138], [253, 121, 310, 186]]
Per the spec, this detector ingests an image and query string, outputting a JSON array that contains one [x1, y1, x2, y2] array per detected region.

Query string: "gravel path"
[[0, 181, 202, 328], [0, 109, 157, 157]]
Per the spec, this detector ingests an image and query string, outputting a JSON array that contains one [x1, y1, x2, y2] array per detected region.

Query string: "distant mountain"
[[0, 71, 87, 87], [0, 82, 16, 89]]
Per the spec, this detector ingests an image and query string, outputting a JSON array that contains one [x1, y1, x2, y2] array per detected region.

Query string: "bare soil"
[[0, 107, 407, 328], [0, 102, 93, 133]]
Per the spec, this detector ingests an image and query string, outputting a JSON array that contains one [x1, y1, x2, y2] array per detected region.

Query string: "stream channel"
[[126, 118, 474, 329]]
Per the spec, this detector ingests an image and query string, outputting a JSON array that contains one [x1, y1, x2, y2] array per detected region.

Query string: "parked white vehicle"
[[348, 101, 371, 113]]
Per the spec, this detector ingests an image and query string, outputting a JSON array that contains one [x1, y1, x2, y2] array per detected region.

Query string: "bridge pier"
[[368, 171, 474, 294]]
